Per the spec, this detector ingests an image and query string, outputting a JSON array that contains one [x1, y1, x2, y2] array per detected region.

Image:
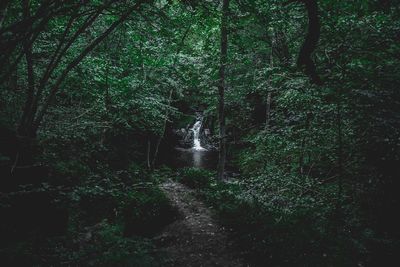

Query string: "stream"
[[162, 117, 218, 170]]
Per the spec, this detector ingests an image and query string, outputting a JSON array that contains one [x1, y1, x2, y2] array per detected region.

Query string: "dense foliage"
[[1, 0, 399, 266]]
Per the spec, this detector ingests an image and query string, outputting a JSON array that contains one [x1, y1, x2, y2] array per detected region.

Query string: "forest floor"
[[153, 179, 247, 267]]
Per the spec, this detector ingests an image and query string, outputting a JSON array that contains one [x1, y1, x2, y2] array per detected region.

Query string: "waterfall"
[[191, 119, 206, 151]]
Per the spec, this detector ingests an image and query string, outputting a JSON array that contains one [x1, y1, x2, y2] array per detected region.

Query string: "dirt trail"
[[154, 180, 246, 267]]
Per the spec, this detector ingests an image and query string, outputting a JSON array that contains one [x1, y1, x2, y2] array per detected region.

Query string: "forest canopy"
[[1, 0, 399, 266]]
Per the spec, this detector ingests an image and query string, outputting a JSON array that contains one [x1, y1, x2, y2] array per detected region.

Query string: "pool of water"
[[162, 147, 218, 170]]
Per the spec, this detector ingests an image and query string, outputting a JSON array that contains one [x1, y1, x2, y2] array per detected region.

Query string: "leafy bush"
[[37, 221, 163, 267], [177, 167, 214, 189], [71, 183, 119, 226], [122, 187, 179, 237], [199, 170, 370, 266], [93, 223, 161, 266], [150, 166, 175, 183]]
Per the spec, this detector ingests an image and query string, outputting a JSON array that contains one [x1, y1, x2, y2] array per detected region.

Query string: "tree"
[[217, 0, 229, 180], [0, 0, 150, 138]]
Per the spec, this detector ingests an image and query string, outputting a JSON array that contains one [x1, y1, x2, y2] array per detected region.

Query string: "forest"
[[0, 0, 399, 266]]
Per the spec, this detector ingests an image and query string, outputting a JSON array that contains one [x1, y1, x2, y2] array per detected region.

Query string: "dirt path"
[[153, 180, 246, 267]]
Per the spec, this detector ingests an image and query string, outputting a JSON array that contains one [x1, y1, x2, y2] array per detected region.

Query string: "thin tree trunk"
[[299, 138, 305, 174], [0, 0, 9, 29], [18, 0, 35, 136], [336, 100, 343, 198], [147, 138, 151, 170], [217, 0, 230, 180], [299, 112, 312, 174], [334, 96, 343, 233], [265, 92, 272, 130], [265, 32, 273, 131], [101, 62, 111, 146], [151, 88, 173, 169]]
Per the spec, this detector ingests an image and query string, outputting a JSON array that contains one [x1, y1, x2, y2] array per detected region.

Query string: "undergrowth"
[[175, 167, 391, 267], [0, 156, 178, 267]]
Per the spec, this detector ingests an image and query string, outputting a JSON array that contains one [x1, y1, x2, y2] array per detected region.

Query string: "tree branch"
[[27, 8, 103, 128], [31, 0, 150, 135]]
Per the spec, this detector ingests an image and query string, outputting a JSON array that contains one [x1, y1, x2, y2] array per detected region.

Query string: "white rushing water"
[[191, 120, 206, 151]]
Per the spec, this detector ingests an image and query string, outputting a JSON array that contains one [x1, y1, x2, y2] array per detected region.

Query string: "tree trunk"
[[100, 62, 111, 146], [299, 0, 321, 84], [217, 0, 230, 180], [147, 138, 151, 170], [18, 0, 35, 137], [292, 0, 322, 85], [265, 31, 274, 131], [333, 97, 344, 233], [0, 0, 9, 29], [151, 88, 172, 169], [265, 92, 272, 130], [336, 100, 343, 199]]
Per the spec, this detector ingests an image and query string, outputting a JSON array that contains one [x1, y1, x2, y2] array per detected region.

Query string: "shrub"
[[177, 167, 214, 189], [122, 187, 178, 237], [84, 222, 160, 267], [199, 171, 366, 266]]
